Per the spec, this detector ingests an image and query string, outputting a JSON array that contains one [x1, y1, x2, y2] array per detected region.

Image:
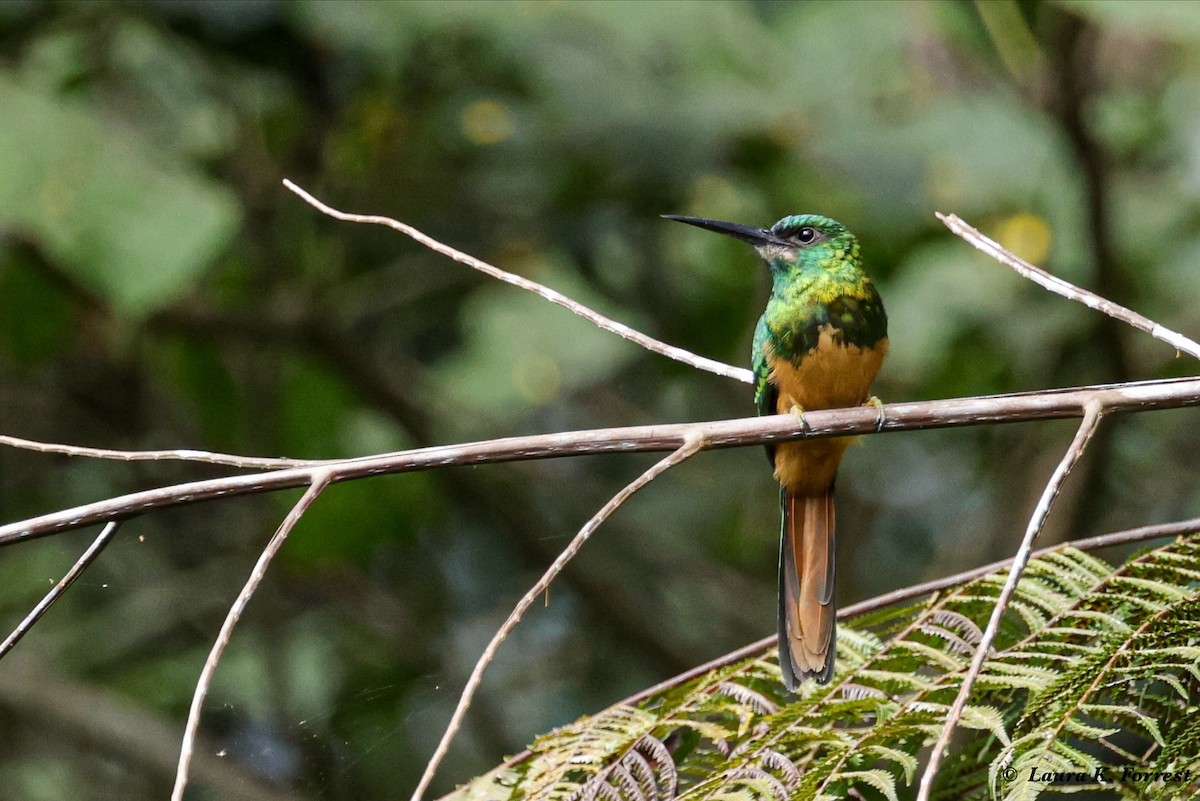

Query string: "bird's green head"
[[662, 213, 860, 276]]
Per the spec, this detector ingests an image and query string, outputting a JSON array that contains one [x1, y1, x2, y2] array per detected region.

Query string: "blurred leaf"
[[277, 356, 358, 458], [284, 472, 436, 568], [0, 75, 240, 316], [884, 240, 1018, 388], [0, 247, 75, 368], [1056, 0, 1200, 40], [0, 755, 86, 801], [150, 338, 244, 448], [433, 259, 642, 423]]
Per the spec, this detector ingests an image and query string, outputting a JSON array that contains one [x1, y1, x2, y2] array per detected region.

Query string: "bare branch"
[[283, 179, 753, 384], [171, 471, 333, 801], [410, 436, 706, 801], [0, 434, 310, 469], [916, 400, 1104, 801], [938, 213, 1200, 360], [0, 521, 120, 659], [2, 377, 1198, 548]]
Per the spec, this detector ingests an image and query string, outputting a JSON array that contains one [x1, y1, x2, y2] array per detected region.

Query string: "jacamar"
[[664, 213, 888, 688]]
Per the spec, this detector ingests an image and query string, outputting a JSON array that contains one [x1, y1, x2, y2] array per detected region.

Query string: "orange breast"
[[767, 327, 888, 495]]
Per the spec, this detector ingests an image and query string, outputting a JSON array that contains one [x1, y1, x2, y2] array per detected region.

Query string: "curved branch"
[[171, 471, 333, 801], [938, 213, 1200, 361], [283, 180, 754, 384], [916, 401, 1104, 801], [0, 521, 120, 659]]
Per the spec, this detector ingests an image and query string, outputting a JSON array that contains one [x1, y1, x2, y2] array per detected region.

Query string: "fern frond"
[[440, 538, 1200, 801]]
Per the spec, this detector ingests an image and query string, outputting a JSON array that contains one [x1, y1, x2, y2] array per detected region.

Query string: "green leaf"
[[0, 75, 240, 315], [838, 769, 899, 801]]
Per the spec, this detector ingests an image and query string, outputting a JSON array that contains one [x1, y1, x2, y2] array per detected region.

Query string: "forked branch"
[[410, 436, 706, 801], [171, 472, 333, 801], [3, 377, 1198, 548]]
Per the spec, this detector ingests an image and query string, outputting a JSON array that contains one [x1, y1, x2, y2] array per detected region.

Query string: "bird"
[[663, 213, 888, 689]]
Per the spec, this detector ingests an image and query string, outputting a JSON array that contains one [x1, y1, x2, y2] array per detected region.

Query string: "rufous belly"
[[767, 327, 888, 495]]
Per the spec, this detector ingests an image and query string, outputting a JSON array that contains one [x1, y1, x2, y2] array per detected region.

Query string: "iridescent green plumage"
[[666, 212, 888, 689], [751, 214, 887, 423]]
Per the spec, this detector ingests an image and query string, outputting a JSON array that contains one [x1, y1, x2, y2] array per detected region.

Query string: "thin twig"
[[410, 435, 706, 801], [915, 400, 1104, 801], [171, 472, 333, 801], [938, 213, 1200, 360], [0, 434, 309, 469], [0, 521, 121, 659], [283, 179, 754, 384], [487, 514, 1200, 777], [2, 377, 1198, 548]]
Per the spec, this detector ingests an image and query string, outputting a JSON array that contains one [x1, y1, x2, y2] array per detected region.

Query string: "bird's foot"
[[788, 404, 812, 434], [866, 395, 886, 432]]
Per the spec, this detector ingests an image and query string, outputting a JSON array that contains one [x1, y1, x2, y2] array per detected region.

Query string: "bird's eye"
[[796, 227, 817, 244]]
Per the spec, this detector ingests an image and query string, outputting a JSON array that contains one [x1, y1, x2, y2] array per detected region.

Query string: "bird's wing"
[[752, 316, 778, 466]]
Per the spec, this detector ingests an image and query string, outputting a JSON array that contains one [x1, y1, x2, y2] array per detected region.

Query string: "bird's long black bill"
[[661, 214, 790, 248]]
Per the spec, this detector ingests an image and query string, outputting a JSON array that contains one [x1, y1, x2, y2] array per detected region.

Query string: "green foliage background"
[[0, 2, 1198, 799]]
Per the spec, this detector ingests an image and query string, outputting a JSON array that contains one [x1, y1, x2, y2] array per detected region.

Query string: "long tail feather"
[[777, 488, 836, 688]]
